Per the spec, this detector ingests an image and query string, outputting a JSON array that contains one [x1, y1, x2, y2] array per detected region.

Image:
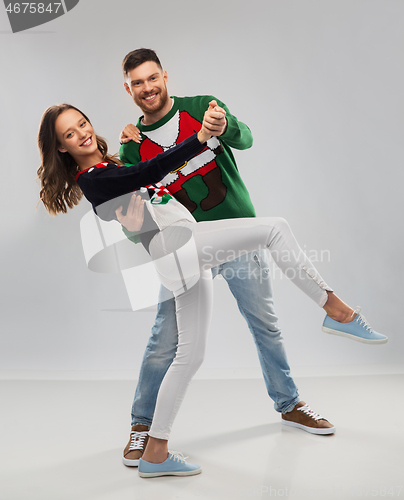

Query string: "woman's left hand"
[[115, 194, 145, 232]]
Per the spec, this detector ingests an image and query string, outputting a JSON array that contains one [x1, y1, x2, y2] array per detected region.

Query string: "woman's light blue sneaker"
[[322, 307, 388, 344], [138, 452, 202, 478]]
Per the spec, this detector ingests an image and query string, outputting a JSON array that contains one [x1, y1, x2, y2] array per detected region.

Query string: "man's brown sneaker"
[[122, 424, 149, 466], [282, 401, 336, 435]]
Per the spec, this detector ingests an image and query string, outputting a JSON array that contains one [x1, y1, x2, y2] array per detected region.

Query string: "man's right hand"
[[197, 101, 226, 144], [203, 100, 227, 136], [119, 124, 142, 144]]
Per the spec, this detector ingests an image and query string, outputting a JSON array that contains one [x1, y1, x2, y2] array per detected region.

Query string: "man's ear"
[[163, 70, 168, 85], [124, 82, 132, 96]]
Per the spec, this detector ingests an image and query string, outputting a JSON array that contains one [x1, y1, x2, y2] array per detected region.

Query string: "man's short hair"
[[122, 48, 162, 78]]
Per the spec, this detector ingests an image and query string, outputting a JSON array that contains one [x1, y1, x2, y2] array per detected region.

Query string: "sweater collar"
[[136, 96, 178, 132], [75, 162, 110, 182]]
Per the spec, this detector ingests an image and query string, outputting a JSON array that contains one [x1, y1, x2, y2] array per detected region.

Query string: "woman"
[[38, 103, 387, 478]]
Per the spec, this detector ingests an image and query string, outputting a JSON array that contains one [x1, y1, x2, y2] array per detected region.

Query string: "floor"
[[1, 374, 403, 500]]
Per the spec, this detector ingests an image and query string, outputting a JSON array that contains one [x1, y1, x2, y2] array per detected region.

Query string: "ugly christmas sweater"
[[119, 95, 256, 225]]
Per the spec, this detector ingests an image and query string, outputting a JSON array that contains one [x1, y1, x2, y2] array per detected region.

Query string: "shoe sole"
[[139, 468, 202, 478], [122, 455, 139, 467], [322, 326, 388, 344], [282, 419, 336, 435]]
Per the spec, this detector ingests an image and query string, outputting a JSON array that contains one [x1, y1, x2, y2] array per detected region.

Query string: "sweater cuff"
[[122, 225, 141, 244], [187, 132, 207, 152]]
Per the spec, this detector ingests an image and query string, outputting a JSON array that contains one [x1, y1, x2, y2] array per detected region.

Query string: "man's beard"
[[137, 86, 169, 115]]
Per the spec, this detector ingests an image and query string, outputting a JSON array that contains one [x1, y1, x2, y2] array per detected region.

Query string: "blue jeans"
[[131, 248, 300, 426]]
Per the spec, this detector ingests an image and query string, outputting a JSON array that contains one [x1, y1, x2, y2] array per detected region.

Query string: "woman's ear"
[[58, 146, 67, 153]]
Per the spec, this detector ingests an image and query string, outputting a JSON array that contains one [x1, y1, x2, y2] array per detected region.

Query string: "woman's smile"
[[80, 136, 93, 147]]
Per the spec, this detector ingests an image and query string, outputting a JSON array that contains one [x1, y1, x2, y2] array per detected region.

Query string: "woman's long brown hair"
[[37, 104, 120, 215]]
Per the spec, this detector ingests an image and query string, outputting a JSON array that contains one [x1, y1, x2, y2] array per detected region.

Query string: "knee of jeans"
[[145, 329, 178, 359], [145, 346, 178, 366]]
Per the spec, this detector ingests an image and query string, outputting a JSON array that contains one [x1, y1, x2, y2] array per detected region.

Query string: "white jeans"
[[148, 217, 332, 439]]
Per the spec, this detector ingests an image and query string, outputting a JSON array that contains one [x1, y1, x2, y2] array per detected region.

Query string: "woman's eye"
[[80, 121, 86, 127], [67, 132, 73, 138]]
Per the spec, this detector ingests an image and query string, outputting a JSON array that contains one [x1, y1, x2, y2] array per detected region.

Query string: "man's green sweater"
[[119, 95, 256, 226]]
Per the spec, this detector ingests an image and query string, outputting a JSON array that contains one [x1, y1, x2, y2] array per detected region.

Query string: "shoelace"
[[128, 430, 148, 451], [169, 451, 188, 463], [297, 404, 324, 421], [353, 307, 372, 333]]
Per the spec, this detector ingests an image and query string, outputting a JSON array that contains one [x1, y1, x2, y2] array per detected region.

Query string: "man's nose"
[[143, 81, 153, 92]]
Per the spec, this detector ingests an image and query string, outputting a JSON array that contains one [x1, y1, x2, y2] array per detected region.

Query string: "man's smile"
[[143, 93, 158, 102]]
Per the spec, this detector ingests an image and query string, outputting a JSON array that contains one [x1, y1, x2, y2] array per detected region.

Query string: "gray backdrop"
[[0, 0, 403, 376]]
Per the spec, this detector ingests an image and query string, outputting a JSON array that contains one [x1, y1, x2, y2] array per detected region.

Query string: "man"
[[119, 48, 335, 467]]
